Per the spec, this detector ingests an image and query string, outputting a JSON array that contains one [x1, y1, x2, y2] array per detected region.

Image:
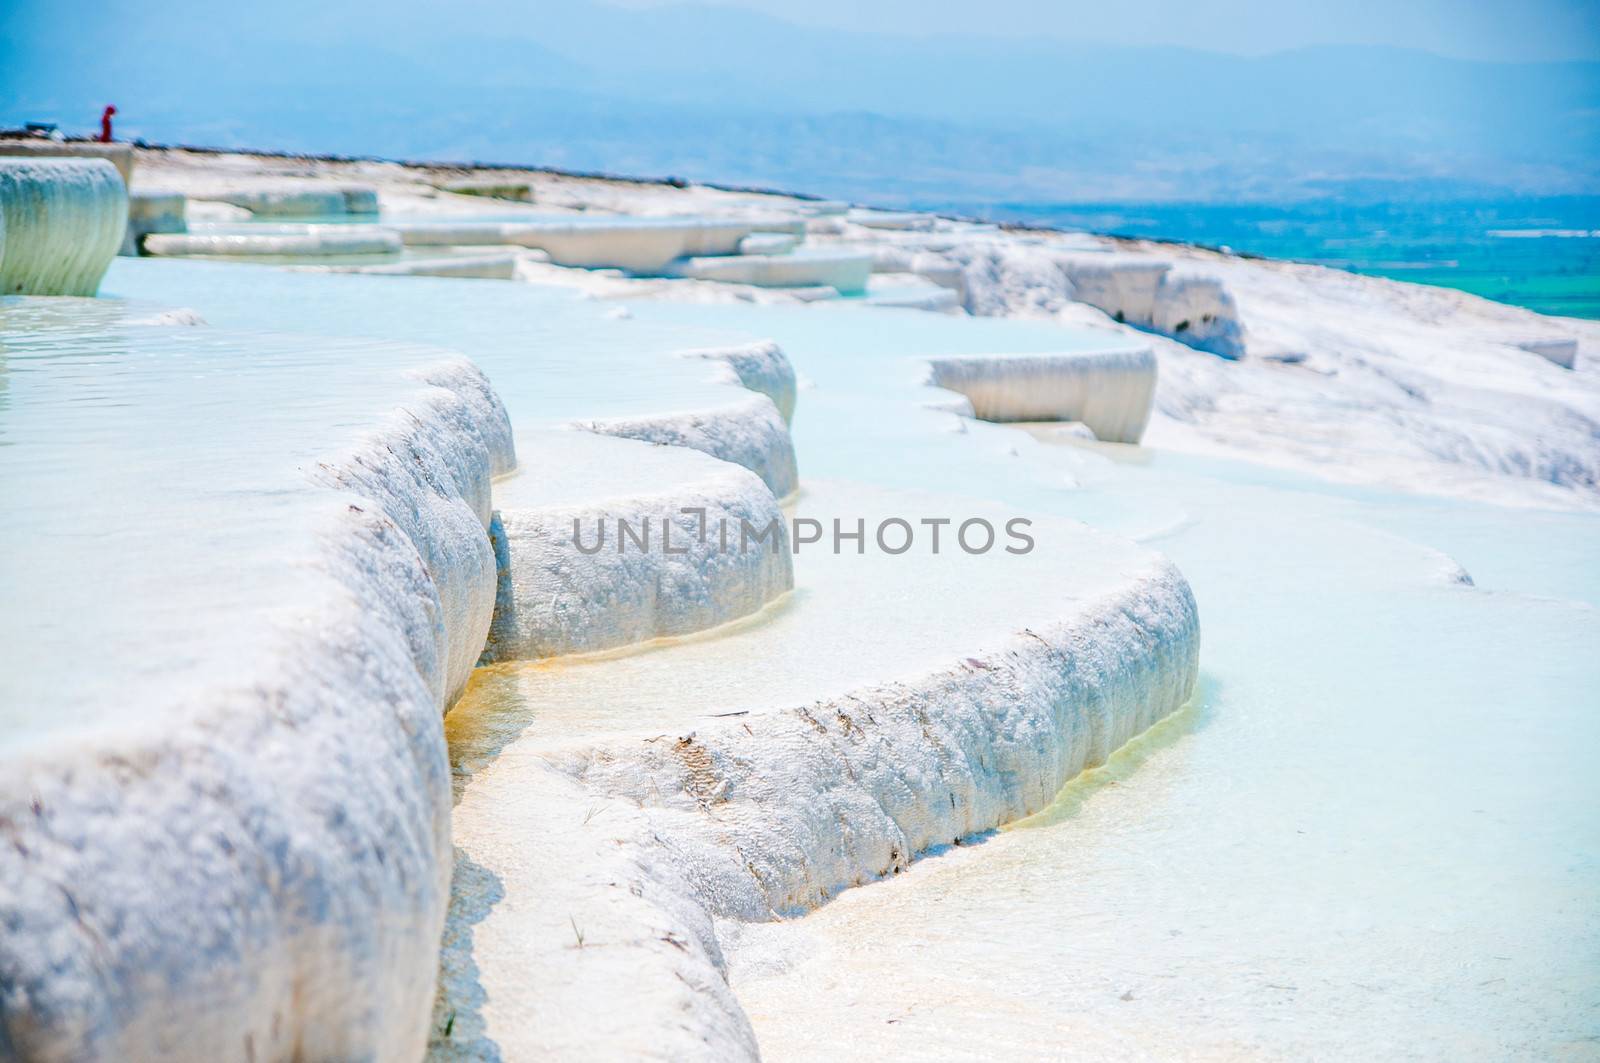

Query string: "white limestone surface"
[[482, 432, 792, 661], [724, 441, 1600, 1061], [679, 339, 798, 423], [195, 183, 379, 216], [395, 221, 542, 246], [857, 237, 1248, 358], [0, 299, 515, 1062], [665, 249, 873, 293], [1150, 269, 1245, 358], [867, 247, 966, 298], [398, 216, 807, 274], [0, 158, 127, 295], [144, 227, 402, 257], [436, 179, 536, 202], [864, 275, 964, 313], [572, 390, 798, 498], [301, 251, 521, 279], [927, 346, 1158, 442], [114, 148, 1597, 511], [1056, 252, 1170, 325], [842, 232, 1598, 504], [737, 232, 799, 255], [846, 209, 935, 231], [120, 190, 187, 255], [0, 139, 134, 184], [435, 482, 1200, 1059]]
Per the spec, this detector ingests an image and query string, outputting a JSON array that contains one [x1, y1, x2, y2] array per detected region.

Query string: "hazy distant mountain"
[[3, 0, 1596, 204]]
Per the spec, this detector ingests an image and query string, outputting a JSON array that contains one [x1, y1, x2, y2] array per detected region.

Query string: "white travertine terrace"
[[865, 277, 964, 312], [143, 227, 403, 257], [737, 231, 799, 255], [101, 261, 805, 501], [481, 432, 793, 661], [881, 249, 968, 301], [664, 249, 874, 293], [0, 254, 822, 1058], [1148, 269, 1245, 357], [395, 221, 546, 246], [1055, 253, 1171, 325], [0, 303, 515, 1062], [571, 389, 799, 498], [847, 208, 935, 231], [927, 346, 1158, 442], [439, 485, 1200, 1058], [121, 190, 187, 255], [19, 145, 1596, 1060], [0, 158, 127, 295], [871, 239, 1248, 358], [302, 251, 522, 279], [435, 178, 536, 202], [195, 183, 379, 216], [397, 217, 809, 274], [86, 243, 1176, 1057], [0, 139, 135, 183], [679, 339, 798, 423]]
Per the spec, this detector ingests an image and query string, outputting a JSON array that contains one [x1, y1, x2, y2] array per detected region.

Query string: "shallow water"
[[448, 479, 1153, 748], [724, 443, 1600, 1060], [0, 296, 469, 749], [584, 295, 1600, 1058], [100, 259, 759, 430], [40, 258, 1592, 1054]]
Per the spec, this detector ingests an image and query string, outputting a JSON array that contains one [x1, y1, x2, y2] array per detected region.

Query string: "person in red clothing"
[[98, 105, 116, 142]]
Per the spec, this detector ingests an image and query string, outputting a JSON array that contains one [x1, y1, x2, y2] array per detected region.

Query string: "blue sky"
[[3, 0, 1596, 202], [614, 0, 1600, 61]]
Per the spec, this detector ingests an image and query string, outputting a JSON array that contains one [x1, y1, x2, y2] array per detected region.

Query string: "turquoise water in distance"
[[922, 197, 1600, 320]]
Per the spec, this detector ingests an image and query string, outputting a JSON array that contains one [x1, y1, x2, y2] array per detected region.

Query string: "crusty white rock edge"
[[399, 218, 808, 274], [144, 229, 402, 257], [437, 555, 1199, 1059], [559, 555, 1199, 917], [572, 390, 800, 499], [195, 184, 379, 217], [121, 190, 186, 256], [678, 340, 798, 424], [0, 359, 513, 1062], [482, 439, 793, 662], [482, 339, 800, 661], [926, 346, 1158, 443]]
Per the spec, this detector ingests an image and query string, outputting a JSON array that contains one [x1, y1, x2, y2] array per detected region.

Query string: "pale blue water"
[[600, 296, 1600, 1058], [26, 260, 1596, 1053], [0, 297, 461, 744], [732, 439, 1600, 1058], [100, 259, 745, 428]]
